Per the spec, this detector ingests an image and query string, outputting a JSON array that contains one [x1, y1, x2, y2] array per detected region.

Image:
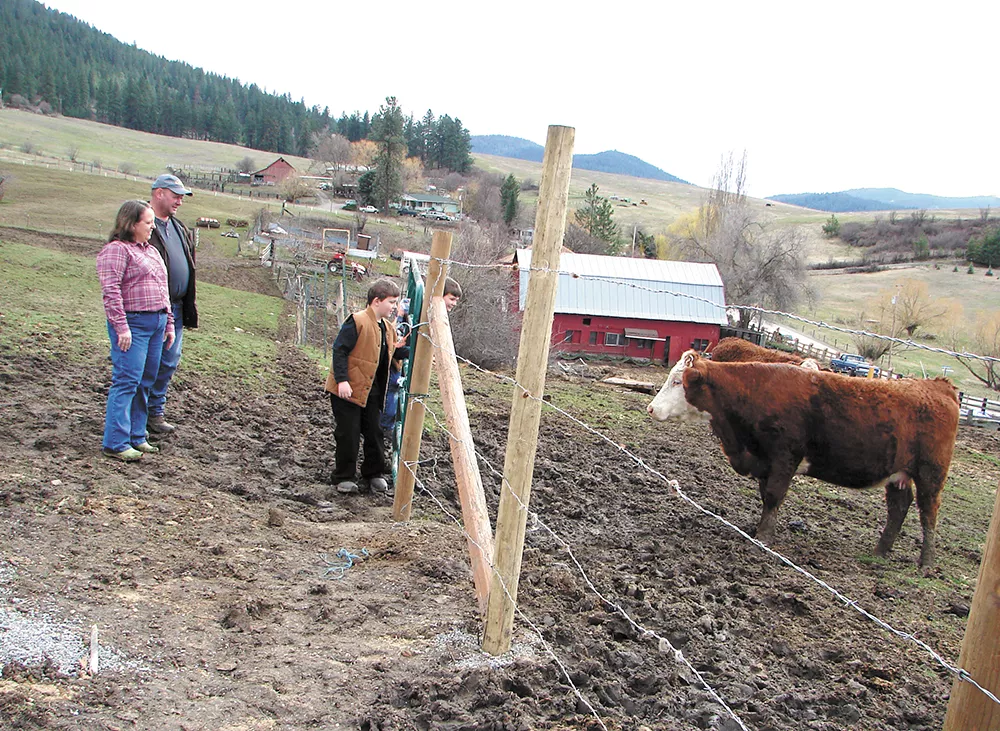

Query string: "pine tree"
[[575, 183, 620, 251], [500, 174, 519, 227], [371, 96, 406, 211]]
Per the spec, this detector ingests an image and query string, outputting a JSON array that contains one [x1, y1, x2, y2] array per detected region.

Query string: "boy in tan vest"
[[325, 279, 402, 494]]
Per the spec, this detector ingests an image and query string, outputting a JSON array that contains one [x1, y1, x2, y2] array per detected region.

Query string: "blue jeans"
[[148, 302, 183, 417], [102, 311, 167, 452]]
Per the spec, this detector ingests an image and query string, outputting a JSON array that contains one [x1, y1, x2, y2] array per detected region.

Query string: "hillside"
[[471, 135, 687, 183], [0, 108, 312, 178], [768, 187, 1000, 212]]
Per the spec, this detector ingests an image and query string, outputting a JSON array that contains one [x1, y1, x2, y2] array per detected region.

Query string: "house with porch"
[[400, 193, 461, 216], [513, 250, 727, 365]]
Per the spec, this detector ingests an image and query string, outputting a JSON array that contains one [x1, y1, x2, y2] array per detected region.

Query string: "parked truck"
[[829, 352, 881, 377]]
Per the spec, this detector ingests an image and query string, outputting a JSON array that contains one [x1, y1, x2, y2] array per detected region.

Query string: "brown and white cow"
[[647, 351, 959, 567]]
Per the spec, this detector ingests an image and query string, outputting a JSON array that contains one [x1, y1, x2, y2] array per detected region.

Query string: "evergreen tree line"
[[0, 0, 472, 171]]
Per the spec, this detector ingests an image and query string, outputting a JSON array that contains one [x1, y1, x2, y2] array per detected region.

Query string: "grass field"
[[0, 108, 312, 177], [0, 240, 281, 384]]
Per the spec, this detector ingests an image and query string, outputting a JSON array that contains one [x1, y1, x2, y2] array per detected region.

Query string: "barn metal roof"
[[515, 250, 727, 325]]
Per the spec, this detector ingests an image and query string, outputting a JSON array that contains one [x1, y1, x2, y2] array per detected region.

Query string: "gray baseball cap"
[[151, 174, 193, 196]]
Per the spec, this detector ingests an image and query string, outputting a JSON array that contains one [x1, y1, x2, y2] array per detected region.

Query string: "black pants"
[[330, 392, 386, 483]]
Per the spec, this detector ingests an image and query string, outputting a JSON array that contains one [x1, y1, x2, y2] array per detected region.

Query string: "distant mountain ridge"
[[768, 187, 1000, 212], [471, 135, 688, 184]]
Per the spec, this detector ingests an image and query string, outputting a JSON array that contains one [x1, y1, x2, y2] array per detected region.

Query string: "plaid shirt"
[[97, 240, 174, 335]]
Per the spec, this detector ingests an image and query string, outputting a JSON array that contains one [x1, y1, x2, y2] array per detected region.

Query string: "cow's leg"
[[913, 471, 946, 569], [876, 476, 913, 559], [755, 469, 794, 542]]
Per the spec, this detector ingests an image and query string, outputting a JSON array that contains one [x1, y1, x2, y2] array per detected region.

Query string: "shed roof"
[[515, 250, 727, 325]]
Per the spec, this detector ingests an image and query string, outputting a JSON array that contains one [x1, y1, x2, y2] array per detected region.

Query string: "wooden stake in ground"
[[943, 480, 1000, 730], [430, 297, 495, 614], [482, 125, 575, 656], [392, 231, 453, 522]]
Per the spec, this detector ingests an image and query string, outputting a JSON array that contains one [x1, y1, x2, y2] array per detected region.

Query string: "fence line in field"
[[408, 400, 750, 731], [404, 319, 1000, 713]]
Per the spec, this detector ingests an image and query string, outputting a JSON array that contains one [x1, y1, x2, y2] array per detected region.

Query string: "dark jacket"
[[149, 215, 198, 329]]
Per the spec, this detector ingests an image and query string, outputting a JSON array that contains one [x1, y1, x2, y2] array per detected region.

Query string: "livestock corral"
[[1, 228, 999, 729]]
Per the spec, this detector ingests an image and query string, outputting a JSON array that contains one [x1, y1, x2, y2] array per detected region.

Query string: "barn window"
[[583, 318, 591, 325], [635, 339, 650, 350], [692, 338, 710, 351], [605, 332, 624, 346], [589, 331, 598, 345], [563, 330, 581, 343]]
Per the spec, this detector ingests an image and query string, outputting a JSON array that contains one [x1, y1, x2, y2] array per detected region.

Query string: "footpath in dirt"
[[2, 227, 998, 730]]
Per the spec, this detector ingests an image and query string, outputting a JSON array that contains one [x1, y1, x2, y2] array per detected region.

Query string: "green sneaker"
[[101, 447, 143, 462], [132, 442, 160, 454]]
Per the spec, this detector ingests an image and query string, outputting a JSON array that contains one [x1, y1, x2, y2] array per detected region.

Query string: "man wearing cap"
[[147, 174, 198, 434]]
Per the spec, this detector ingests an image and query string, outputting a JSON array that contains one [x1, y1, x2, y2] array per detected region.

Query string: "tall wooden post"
[[482, 125, 574, 655], [943, 480, 1000, 730], [392, 231, 452, 522], [430, 298, 494, 614]]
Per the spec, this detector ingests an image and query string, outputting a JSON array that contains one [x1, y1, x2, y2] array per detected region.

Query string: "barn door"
[[661, 337, 671, 364]]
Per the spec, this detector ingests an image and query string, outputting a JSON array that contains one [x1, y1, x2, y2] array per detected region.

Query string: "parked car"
[[398, 207, 419, 217], [342, 200, 358, 211], [830, 352, 881, 377], [419, 210, 451, 221], [359, 205, 379, 214]]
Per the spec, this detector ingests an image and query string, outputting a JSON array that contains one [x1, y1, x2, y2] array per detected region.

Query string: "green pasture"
[[0, 240, 281, 385], [0, 160, 286, 240], [0, 108, 312, 176]]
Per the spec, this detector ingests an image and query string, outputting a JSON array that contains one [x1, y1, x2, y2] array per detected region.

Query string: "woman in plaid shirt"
[[96, 200, 176, 461]]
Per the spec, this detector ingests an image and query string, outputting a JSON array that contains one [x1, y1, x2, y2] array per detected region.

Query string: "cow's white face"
[[647, 350, 705, 422]]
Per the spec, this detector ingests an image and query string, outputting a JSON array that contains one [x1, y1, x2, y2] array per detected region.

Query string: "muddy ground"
[[1, 227, 999, 730]]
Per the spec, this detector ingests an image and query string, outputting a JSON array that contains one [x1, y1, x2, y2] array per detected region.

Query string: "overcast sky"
[[43, 0, 998, 198]]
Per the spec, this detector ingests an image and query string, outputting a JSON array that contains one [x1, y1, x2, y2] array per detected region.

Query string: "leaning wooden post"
[[392, 231, 452, 522], [430, 297, 494, 614], [482, 125, 574, 655], [943, 480, 1000, 730]]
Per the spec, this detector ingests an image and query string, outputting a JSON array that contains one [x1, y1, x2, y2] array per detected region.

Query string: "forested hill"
[[471, 135, 688, 183], [0, 0, 472, 171], [767, 188, 1000, 212]]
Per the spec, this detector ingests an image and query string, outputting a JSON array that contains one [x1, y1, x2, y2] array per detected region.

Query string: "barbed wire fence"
[[381, 254, 1000, 726]]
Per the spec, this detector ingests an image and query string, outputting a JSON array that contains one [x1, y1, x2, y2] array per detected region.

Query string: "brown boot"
[[147, 415, 175, 434]]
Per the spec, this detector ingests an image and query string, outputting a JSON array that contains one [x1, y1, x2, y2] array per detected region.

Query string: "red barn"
[[514, 250, 727, 365], [251, 157, 296, 185]]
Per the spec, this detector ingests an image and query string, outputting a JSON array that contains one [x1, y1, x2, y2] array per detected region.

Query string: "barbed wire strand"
[[434, 256, 1000, 366], [401, 461, 611, 731], [405, 317, 1000, 709], [411, 398, 752, 729]]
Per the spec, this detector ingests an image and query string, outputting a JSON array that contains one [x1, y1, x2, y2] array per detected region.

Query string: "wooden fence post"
[[482, 125, 575, 656], [943, 480, 1000, 729], [392, 231, 453, 522], [430, 298, 495, 615]]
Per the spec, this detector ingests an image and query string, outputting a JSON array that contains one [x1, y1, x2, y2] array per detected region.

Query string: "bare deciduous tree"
[[236, 156, 257, 173], [311, 133, 351, 170], [278, 174, 313, 203], [955, 311, 1000, 391], [671, 152, 810, 328], [447, 221, 521, 368]]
